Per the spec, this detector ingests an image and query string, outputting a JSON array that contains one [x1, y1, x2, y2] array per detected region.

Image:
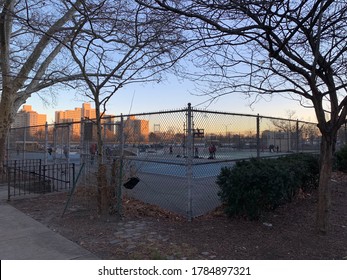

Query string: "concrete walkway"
[[0, 185, 98, 260]]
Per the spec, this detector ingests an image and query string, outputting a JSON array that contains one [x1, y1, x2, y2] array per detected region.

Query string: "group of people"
[[46, 143, 101, 161], [268, 144, 279, 153], [46, 145, 69, 159], [168, 144, 217, 159]]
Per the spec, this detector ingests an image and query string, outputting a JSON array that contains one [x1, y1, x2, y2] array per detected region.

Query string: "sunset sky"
[[26, 73, 317, 125]]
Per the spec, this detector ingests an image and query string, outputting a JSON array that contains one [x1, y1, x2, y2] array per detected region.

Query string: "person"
[[90, 143, 97, 154], [209, 144, 216, 159], [195, 147, 199, 158], [169, 146, 173, 155], [47, 146, 53, 156], [211, 144, 216, 159], [208, 145, 213, 159], [63, 145, 69, 159], [90, 143, 97, 163], [105, 146, 111, 160]]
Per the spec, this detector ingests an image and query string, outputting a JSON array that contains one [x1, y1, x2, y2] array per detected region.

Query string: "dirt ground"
[[8, 172, 347, 260]]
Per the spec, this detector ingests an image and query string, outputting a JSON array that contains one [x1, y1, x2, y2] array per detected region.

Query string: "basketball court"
[[122, 149, 289, 218]]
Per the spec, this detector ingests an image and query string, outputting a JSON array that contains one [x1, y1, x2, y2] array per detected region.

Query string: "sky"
[[26, 74, 318, 125]]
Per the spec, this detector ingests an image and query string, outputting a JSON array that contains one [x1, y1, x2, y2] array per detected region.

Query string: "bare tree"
[[66, 0, 190, 215], [137, 0, 347, 233], [0, 0, 84, 169]]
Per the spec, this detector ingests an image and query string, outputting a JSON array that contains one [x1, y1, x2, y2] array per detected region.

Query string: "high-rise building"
[[121, 116, 149, 143], [81, 103, 96, 119], [13, 105, 47, 138], [55, 103, 97, 137]]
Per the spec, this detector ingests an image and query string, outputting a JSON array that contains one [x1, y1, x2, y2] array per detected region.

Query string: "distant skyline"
[[26, 75, 318, 124]]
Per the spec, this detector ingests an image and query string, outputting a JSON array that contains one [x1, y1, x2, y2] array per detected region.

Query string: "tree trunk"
[[97, 163, 108, 215], [94, 98, 115, 216], [0, 90, 19, 172], [316, 134, 334, 234]]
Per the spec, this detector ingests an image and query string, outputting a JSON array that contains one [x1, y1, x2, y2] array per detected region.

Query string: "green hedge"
[[216, 154, 319, 220]]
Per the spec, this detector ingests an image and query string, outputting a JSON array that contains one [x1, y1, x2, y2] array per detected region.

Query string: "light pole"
[[224, 123, 232, 146]]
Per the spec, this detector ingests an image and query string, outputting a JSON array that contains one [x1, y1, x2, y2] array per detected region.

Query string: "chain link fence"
[[6, 104, 347, 220]]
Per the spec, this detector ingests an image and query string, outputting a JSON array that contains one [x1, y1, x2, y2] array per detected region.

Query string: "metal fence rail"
[[6, 159, 75, 200], [6, 104, 347, 219]]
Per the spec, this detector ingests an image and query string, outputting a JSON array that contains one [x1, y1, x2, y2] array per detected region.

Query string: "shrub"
[[216, 154, 319, 220], [335, 145, 347, 173], [277, 153, 320, 192]]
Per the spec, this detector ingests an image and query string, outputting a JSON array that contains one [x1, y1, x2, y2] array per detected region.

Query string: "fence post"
[[6, 128, 10, 162], [38, 159, 42, 193], [296, 120, 299, 153], [80, 118, 84, 164], [186, 103, 193, 221], [23, 127, 26, 161], [44, 122, 48, 165], [7, 164, 11, 201], [67, 124, 70, 165], [102, 123, 106, 164], [53, 123, 57, 163], [287, 120, 291, 152], [72, 163, 75, 193], [13, 160, 17, 197], [256, 114, 260, 158], [116, 114, 124, 217]]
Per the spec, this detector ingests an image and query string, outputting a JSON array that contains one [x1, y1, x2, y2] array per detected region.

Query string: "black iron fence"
[[5, 159, 75, 200]]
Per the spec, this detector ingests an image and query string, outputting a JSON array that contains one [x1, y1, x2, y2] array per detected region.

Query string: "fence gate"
[[6, 159, 75, 200]]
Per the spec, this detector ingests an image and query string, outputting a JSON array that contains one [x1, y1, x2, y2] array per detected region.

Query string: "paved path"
[[0, 184, 97, 260]]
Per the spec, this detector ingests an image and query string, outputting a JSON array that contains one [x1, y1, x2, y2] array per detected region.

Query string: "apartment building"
[[55, 103, 97, 137], [14, 103, 116, 141], [121, 116, 149, 143], [13, 105, 47, 138]]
